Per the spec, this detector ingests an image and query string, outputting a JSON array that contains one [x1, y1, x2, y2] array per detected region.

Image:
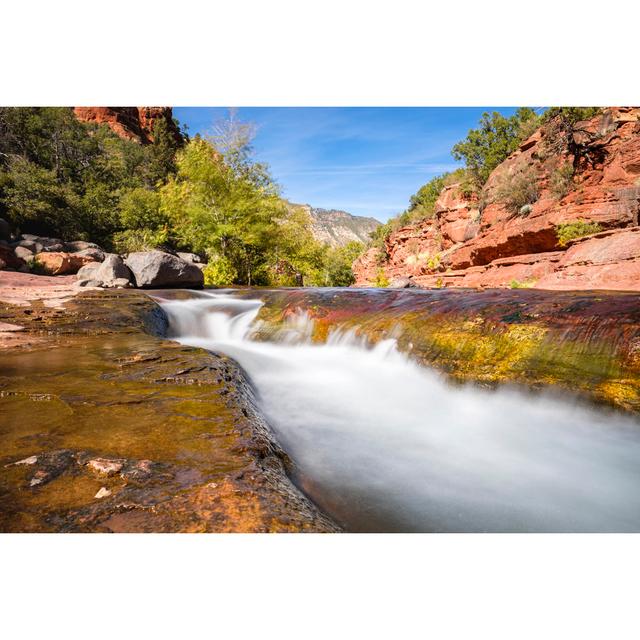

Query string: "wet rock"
[[23, 449, 76, 487], [6, 455, 38, 466], [34, 252, 97, 276], [87, 458, 124, 476], [125, 250, 204, 288], [121, 459, 155, 480]]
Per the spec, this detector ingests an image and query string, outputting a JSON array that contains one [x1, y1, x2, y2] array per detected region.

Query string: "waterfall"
[[155, 290, 640, 532]]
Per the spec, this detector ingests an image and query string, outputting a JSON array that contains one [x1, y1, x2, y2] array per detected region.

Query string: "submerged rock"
[[125, 250, 204, 288], [86, 458, 124, 476]]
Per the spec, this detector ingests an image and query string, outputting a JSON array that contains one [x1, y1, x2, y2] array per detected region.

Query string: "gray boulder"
[[389, 277, 417, 289], [12, 239, 43, 254], [94, 254, 132, 284], [76, 262, 101, 281], [76, 247, 105, 262], [124, 251, 204, 288], [14, 246, 35, 262], [42, 243, 65, 253], [76, 254, 132, 288], [65, 240, 103, 253], [38, 237, 63, 249]]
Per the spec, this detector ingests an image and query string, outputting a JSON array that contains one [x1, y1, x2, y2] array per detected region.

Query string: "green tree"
[[451, 108, 540, 188], [322, 241, 363, 287]]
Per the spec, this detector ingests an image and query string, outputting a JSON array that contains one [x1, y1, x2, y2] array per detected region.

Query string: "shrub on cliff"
[[494, 170, 540, 215], [555, 220, 603, 247], [374, 268, 390, 287], [549, 163, 575, 200]]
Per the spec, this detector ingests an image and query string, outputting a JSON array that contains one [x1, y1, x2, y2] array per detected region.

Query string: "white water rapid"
[[156, 290, 640, 532]]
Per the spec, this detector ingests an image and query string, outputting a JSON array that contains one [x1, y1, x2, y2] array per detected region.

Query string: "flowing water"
[[155, 289, 640, 532]]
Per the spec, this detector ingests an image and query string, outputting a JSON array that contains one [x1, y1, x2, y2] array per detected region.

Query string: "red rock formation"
[[73, 107, 182, 144], [354, 107, 640, 291]]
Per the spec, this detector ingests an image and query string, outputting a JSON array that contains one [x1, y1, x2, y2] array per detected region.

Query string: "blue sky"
[[173, 107, 521, 222]]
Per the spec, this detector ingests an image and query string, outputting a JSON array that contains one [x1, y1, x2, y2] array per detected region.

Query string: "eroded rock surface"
[[0, 289, 337, 532]]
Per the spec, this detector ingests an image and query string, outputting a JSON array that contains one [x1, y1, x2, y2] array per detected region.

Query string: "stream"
[[156, 289, 640, 532]]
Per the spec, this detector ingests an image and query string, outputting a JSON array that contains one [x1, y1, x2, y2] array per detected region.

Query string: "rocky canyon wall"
[[353, 107, 640, 291], [73, 107, 182, 144]]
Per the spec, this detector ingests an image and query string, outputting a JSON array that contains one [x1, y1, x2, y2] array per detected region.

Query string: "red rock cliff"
[[73, 107, 182, 144], [353, 107, 640, 291]]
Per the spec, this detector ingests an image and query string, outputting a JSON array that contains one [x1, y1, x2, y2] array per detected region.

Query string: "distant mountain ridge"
[[290, 203, 381, 247]]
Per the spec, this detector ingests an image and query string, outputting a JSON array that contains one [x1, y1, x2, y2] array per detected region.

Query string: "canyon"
[[353, 107, 640, 291]]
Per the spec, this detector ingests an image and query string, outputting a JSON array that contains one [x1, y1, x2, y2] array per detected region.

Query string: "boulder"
[[93, 254, 132, 286], [34, 252, 96, 276], [12, 239, 43, 254], [64, 240, 103, 253], [76, 262, 101, 280], [75, 247, 105, 262], [75, 254, 132, 288], [14, 246, 35, 262], [124, 251, 204, 288]]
